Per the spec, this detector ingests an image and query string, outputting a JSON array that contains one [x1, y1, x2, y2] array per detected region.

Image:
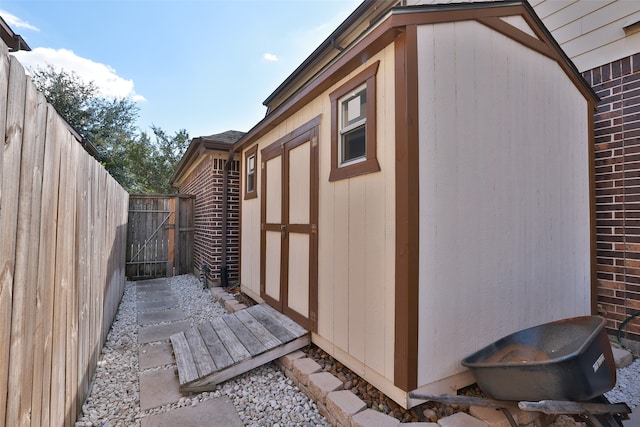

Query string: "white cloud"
[[263, 53, 278, 62], [0, 10, 40, 32], [13, 47, 146, 102]]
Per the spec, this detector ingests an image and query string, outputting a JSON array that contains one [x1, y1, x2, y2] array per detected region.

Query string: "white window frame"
[[338, 84, 367, 167]]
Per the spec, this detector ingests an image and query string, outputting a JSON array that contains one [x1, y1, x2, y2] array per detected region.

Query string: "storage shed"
[[234, 0, 598, 408]]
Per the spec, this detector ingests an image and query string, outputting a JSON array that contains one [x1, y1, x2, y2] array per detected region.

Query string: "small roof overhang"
[[234, 0, 598, 153], [171, 130, 245, 186], [0, 15, 30, 52]]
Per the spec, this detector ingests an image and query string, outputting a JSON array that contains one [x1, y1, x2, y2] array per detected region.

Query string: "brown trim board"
[[235, 3, 597, 154], [244, 145, 258, 200], [476, 16, 554, 59], [259, 116, 322, 331], [589, 101, 598, 315], [394, 25, 419, 392], [328, 61, 381, 182]]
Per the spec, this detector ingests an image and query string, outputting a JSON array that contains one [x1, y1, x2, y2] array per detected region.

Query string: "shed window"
[[244, 145, 258, 200], [339, 86, 367, 165], [329, 61, 380, 181]]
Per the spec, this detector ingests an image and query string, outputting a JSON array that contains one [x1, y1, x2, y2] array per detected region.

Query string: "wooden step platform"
[[170, 303, 310, 392]]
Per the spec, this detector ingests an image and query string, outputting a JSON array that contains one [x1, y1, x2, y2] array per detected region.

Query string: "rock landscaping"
[[76, 275, 328, 427], [76, 274, 640, 427]]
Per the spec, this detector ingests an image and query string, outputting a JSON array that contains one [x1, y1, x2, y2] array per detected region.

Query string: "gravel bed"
[[605, 356, 640, 408], [76, 274, 328, 427], [76, 274, 640, 426]]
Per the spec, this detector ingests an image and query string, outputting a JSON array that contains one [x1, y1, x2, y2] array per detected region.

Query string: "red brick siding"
[[178, 153, 240, 284], [584, 53, 640, 341]]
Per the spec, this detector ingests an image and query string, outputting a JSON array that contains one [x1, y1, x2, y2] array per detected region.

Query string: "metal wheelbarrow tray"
[[461, 315, 616, 402]]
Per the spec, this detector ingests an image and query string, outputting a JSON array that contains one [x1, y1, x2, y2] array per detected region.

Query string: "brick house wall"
[[178, 151, 240, 285], [584, 53, 640, 342]]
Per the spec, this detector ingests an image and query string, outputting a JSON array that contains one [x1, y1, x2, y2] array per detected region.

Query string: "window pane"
[[341, 89, 366, 128], [247, 171, 255, 193], [342, 125, 366, 163], [247, 154, 255, 192]]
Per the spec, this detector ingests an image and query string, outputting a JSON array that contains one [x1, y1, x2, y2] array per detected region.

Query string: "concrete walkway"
[[135, 279, 243, 427]]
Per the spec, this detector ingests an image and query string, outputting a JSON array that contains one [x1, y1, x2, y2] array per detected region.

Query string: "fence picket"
[[0, 41, 129, 426]]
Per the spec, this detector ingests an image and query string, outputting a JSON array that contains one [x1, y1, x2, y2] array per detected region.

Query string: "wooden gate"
[[126, 194, 194, 280]]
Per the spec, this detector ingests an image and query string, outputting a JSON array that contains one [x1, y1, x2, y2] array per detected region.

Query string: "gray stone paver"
[[137, 289, 174, 301], [137, 297, 179, 312], [134, 279, 245, 426], [137, 308, 186, 326], [139, 342, 175, 369], [139, 367, 185, 411], [138, 320, 191, 344], [140, 397, 242, 427], [135, 280, 170, 289]]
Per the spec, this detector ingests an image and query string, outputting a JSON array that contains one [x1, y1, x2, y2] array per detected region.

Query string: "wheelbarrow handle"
[[518, 400, 630, 415]]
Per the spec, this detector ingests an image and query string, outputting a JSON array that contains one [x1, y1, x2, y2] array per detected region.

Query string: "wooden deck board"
[[185, 328, 216, 377], [246, 305, 296, 343], [258, 304, 307, 337], [210, 317, 252, 363], [170, 332, 199, 385], [222, 313, 267, 356], [185, 335, 311, 393], [170, 304, 310, 392], [197, 321, 234, 370], [234, 309, 282, 349]]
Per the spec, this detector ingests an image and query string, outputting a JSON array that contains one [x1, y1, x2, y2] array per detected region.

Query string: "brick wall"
[[178, 152, 240, 285], [584, 53, 640, 342]]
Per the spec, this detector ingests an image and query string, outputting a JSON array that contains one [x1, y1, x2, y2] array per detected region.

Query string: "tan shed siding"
[[410, 0, 640, 73], [240, 106, 326, 301], [240, 165, 261, 299], [416, 21, 591, 385], [239, 46, 399, 380], [316, 45, 397, 381]]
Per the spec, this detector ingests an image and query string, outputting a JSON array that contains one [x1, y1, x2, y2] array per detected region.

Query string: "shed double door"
[[260, 121, 319, 332]]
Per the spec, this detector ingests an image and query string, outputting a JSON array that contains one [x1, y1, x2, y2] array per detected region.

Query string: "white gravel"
[[76, 274, 329, 427], [605, 356, 640, 409], [76, 274, 640, 426]]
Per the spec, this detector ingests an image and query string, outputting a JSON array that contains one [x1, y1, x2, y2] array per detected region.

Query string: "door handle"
[[281, 224, 287, 239]]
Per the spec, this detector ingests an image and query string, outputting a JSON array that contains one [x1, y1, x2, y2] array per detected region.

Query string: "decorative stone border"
[[209, 286, 247, 313], [209, 286, 553, 427]]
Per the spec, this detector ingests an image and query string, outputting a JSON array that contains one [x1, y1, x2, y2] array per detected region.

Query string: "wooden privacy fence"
[[126, 194, 194, 280], [0, 42, 129, 427]]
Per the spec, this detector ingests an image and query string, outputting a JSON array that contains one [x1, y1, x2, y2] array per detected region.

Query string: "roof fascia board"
[[263, 0, 396, 109], [172, 137, 236, 186], [171, 138, 203, 186], [0, 16, 30, 52], [235, 14, 399, 153], [517, 2, 599, 103], [234, 0, 597, 152]]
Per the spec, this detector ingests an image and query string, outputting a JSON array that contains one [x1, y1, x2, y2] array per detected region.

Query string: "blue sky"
[[1, 0, 360, 139]]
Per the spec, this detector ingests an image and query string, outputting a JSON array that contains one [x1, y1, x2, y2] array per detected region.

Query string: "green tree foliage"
[[30, 65, 188, 194], [129, 126, 190, 194]]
